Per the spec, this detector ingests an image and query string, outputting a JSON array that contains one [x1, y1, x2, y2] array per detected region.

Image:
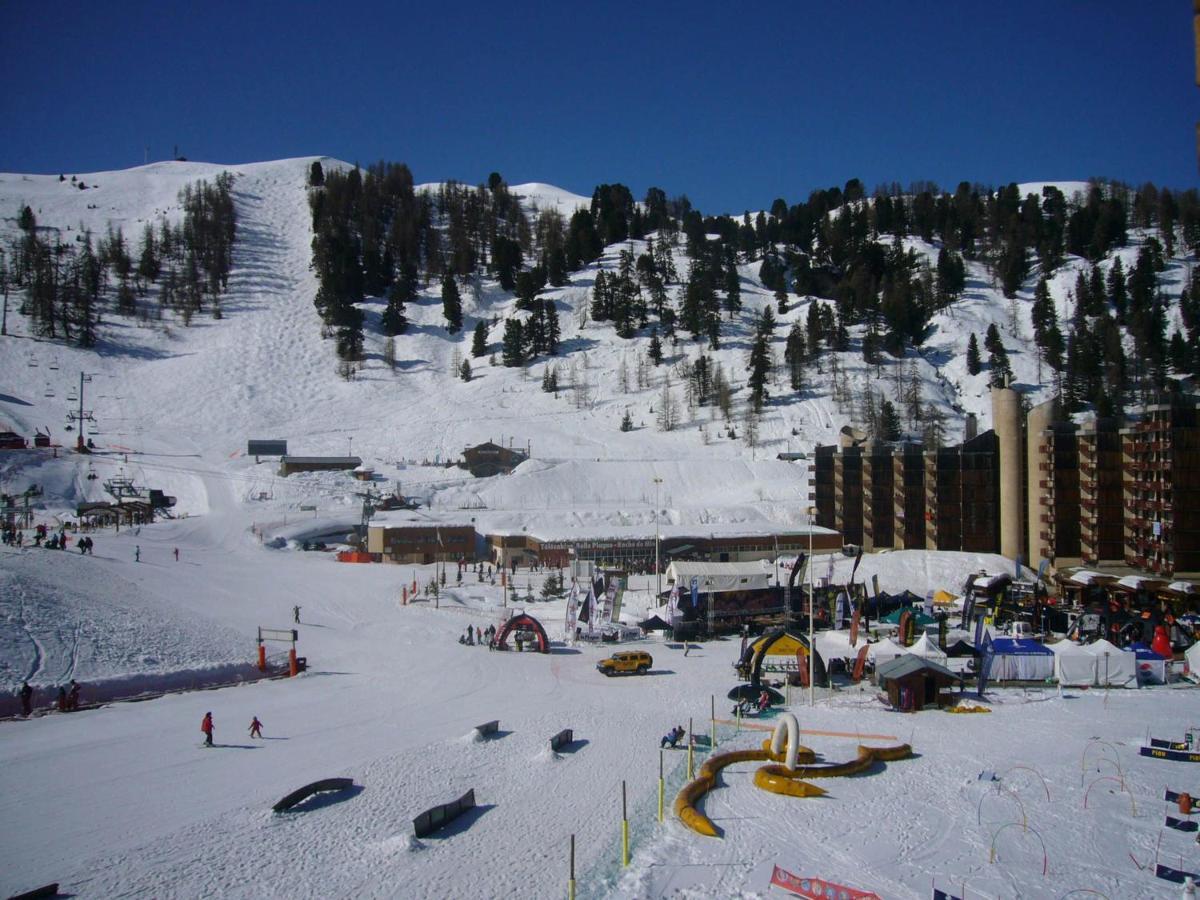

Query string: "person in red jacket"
[[201, 712, 214, 747], [248, 716, 263, 739]]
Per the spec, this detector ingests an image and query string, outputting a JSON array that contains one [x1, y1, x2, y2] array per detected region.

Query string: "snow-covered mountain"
[[0, 158, 1193, 900], [2, 158, 1190, 527]]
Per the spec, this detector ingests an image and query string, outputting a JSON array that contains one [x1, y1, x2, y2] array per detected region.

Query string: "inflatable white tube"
[[770, 713, 800, 769]]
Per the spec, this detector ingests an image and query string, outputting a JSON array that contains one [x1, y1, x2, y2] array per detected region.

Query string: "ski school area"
[[2, 520, 1200, 900]]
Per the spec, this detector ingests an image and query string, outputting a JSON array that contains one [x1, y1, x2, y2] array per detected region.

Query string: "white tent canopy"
[[664, 560, 773, 593], [1050, 640, 1096, 687], [908, 633, 948, 662], [1087, 639, 1138, 687], [814, 629, 862, 664], [868, 638, 907, 664], [1187, 641, 1200, 678]]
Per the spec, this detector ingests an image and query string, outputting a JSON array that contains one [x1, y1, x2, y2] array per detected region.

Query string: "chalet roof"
[[876, 654, 958, 682], [280, 456, 362, 466]]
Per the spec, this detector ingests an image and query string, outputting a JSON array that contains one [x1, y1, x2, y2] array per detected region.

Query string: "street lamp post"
[[808, 505, 815, 707], [653, 477, 663, 602]]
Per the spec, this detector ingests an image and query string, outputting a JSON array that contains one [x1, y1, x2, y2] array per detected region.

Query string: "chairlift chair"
[[27, 355, 38, 367], [44, 384, 55, 398], [49, 357, 60, 371]]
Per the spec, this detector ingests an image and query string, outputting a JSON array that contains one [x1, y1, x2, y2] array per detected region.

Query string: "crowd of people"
[[2, 522, 97, 554], [459, 624, 498, 649]]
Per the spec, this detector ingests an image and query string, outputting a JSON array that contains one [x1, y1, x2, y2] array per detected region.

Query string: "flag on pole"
[[565, 581, 579, 636]]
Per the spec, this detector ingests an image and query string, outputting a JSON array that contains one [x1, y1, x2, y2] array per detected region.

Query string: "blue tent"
[[1129, 641, 1168, 684], [988, 638, 1054, 681]]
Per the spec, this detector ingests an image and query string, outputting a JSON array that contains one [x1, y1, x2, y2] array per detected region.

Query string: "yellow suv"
[[597, 650, 653, 676]]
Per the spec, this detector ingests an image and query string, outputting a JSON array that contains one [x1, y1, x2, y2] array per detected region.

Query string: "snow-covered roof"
[[1068, 570, 1118, 586], [666, 560, 772, 577], [488, 521, 837, 542]]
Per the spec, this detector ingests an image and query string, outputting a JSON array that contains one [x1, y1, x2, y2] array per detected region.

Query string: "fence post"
[[568, 833, 575, 900], [711, 694, 716, 749], [658, 749, 665, 823], [621, 780, 630, 866], [687, 717, 695, 779]]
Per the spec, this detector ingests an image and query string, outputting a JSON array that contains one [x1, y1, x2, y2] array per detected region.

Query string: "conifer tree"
[[471, 320, 488, 357], [879, 399, 902, 441], [784, 320, 806, 391], [381, 281, 409, 336], [542, 298, 560, 355], [648, 328, 663, 365], [1106, 257, 1127, 321], [459, 358, 472, 381], [441, 274, 462, 332], [966, 332, 981, 375], [747, 329, 771, 412], [501, 319, 525, 366]]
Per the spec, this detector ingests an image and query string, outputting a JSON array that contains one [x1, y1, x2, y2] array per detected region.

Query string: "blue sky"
[[1, 1, 1194, 212]]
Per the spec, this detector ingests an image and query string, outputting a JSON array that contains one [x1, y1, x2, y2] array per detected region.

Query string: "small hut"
[[875, 655, 959, 711]]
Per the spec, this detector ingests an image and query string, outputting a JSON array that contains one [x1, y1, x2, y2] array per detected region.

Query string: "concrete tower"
[[992, 386, 1024, 563], [1025, 398, 1059, 568]]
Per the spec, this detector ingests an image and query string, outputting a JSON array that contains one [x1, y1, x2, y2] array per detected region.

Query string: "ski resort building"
[[483, 523, 842, 571], [815, 389, 1200, 578], [814, 431, 1000, 554], [365, 517, 478, 564]]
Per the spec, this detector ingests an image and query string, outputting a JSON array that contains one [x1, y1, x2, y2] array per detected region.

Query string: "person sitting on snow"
[[660, 725, 686, 749]]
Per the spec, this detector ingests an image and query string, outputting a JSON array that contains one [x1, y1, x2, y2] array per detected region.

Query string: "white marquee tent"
[[908, 633, 949, 662], [1050, 640, 1096, 687], [868, 638, 907, 665], [1087, 639, 1138, 687]]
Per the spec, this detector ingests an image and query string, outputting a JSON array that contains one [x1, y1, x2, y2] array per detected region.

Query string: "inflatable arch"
[[495, 612, 550, 653]]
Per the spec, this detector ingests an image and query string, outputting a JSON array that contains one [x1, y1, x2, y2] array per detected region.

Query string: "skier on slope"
[[201, 711, 214, 747], [249, 716, 263, 739]]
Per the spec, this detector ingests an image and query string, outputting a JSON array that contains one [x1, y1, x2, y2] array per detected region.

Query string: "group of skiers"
[[459, 624, 497, 648], [201, 711, 265, 747], [2, 525, 88, 551], [17, 680, 83, 716]]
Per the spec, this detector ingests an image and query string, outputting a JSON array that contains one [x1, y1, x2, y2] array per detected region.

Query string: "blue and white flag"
[[565, 581, 579, 635]]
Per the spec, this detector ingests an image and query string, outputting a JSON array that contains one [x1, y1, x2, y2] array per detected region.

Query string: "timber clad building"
[[460, 442, 529, 478], [365, 520, 477, 564]]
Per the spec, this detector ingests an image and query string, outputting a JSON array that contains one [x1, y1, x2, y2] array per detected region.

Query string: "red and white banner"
[[769, 865, 880, 900]]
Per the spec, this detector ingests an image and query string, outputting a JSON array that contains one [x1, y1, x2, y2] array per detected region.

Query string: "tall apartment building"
[[813, 391, 1199, 578]]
